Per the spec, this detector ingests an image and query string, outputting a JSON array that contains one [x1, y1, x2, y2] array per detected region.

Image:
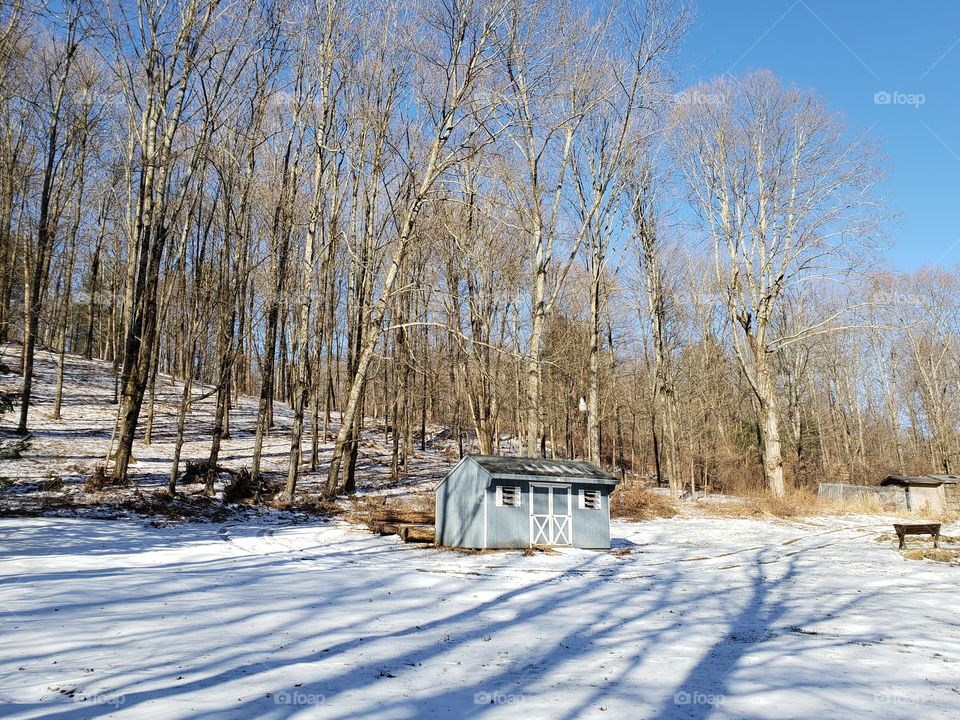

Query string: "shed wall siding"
[[483, 479, 613, 549], [908, 485, 946, 513], [435, 460, 487, 548], [485, 480, 530, 548], [437, 458, 618, 550], [946, 484, 960, 511], [570, 482, 612, 549]]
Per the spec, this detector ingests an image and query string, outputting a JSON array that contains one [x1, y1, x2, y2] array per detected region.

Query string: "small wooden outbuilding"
[[880, 474, 960, 513], [435, 455, 620, 549]]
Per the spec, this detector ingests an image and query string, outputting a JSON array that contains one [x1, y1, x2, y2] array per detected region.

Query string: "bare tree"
[[8, 0, 938, 512], [325, 0, 507, 496], [496, 0, 594, 457], [441, 163, 520, 455], [629, 164, 682, 494], [675, 71, 883, 496], [571, 0, 686, 465], [16, 1, 85, 434], [106, 0, 225, 483], [282, 0, 347, 502]]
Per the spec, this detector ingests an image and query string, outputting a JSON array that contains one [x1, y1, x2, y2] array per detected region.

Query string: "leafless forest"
[[0, 0, 952, 502]]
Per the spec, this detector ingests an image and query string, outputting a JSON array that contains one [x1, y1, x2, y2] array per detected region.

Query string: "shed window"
[[497, 486, 521, 507], [580, 489, 601, 510]]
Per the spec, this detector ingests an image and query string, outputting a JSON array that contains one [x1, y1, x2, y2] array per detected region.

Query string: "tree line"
[[2, 0, 949, 501]]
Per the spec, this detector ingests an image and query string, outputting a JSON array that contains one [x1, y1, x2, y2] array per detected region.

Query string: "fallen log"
[[370, 508, 434, 524], [399, 524, 435, 543]]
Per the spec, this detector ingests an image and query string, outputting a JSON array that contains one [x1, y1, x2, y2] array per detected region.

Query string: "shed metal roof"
[[435, 455, 622, 491], [926, 474, 960, 484], [468, 455, 619, 484], [880, 474, 958, 487]]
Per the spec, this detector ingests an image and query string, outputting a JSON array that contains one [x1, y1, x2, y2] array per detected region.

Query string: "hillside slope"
[[0, 344, 452, 517]]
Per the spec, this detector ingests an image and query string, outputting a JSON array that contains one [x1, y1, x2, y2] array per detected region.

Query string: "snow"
[[2, 514, 959, 719], [0, 344, 454, 512], [2, 347, 960, 718]]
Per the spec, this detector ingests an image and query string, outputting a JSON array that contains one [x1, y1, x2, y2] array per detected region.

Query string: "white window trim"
[[580, 488, 602, 510], [496, 485, 521, 508]]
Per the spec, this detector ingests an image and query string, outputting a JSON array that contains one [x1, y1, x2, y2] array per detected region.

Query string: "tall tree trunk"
[[84, 223, 104, 359], [251, 115, 300, 488], [755, 348, 786, 497], [17, 27, 79, 434], [587, 254, 602, 465], [282, 165, 321, 502], [52, 240, 77, 419]]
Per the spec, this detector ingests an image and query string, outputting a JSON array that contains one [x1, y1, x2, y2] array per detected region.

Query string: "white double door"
[[530, 483, 572, 546]]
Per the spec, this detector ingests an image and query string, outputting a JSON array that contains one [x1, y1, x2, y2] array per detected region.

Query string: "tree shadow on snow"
[[0, 516, 918, 720]]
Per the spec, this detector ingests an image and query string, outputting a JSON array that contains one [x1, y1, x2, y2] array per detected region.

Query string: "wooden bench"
[[893, 523, 941, 550]]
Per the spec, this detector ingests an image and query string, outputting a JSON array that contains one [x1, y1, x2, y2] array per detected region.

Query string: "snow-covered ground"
[[3, 347, 960, 718], [0, 344, 454, 512], [2, 514, 959, 719]]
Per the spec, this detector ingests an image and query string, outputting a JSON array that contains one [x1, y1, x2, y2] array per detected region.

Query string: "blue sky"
[[677, 0, 960, 271]]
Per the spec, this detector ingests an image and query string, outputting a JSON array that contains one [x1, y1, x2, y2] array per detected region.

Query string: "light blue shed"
[[435, 455, 621, 549]]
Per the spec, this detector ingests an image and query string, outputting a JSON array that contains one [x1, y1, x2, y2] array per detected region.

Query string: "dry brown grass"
[[817, 494, 888, 516], [817, 490, 960, 523], [695, 487, 959, 521], [902, 548, 960, 564], [876, 532, 960, 544], [696, 489, 821, 519], [917, 507, 960, 524], [609, 486, 678, 521]]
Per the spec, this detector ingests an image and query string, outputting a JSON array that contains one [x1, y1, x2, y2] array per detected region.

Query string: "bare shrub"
[[38, 477, 64, 492], [222, 470, 255, 504], [610, 487, 678, 521], [83, 465, 108, 493]]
